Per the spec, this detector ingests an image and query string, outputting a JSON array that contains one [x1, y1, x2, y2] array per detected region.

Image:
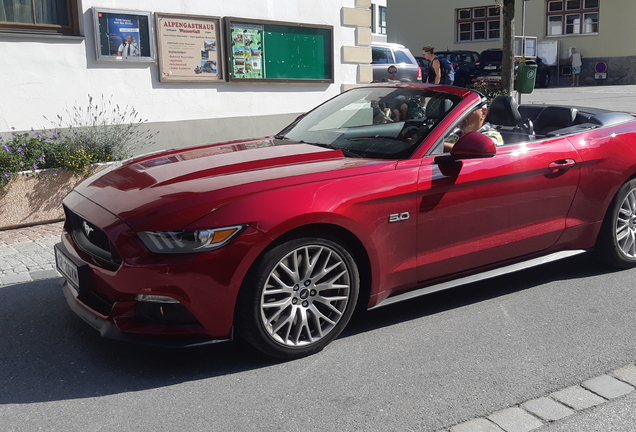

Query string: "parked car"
[[415, 56, 429, 83], [473, 48, 551, 88], [371, 42, 421, 82], [473, 48, 516, 80], [56, 83, 636, 359], [435, 50, 480, 87]]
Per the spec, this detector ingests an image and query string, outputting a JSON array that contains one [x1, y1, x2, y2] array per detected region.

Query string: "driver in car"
[[444, 102, 503, 152]]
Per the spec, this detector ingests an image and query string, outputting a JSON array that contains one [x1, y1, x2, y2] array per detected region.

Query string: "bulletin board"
[[155, 13, 224, 82], [224, 17, 333, 83], [92, 8, 155, 62], [538, 40, 559, 66]]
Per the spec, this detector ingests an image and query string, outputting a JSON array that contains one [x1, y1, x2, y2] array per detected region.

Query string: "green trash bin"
[[516, 61, 538, 94]]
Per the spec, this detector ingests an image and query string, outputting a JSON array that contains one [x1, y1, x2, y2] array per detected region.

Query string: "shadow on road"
[[0, 278, 281, 405], [0, 251, 615, 404]]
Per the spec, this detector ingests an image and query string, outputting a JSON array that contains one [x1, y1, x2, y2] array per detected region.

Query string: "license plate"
[[484, 65, 497, 70], [56, 247, 80, 289]]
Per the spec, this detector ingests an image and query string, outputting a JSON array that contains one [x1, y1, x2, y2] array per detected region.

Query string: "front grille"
[[65, 206, 122, 266], [80, 218, 110, 251]]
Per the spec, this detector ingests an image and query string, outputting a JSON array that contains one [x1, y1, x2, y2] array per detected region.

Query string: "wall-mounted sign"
[[156, 14, 224, 82], [92, 8, 155, 62], [224, 17, 333, 83]]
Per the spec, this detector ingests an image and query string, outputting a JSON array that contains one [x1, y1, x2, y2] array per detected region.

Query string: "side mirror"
[[450, 131, 496, 159], [434, 131, 496, 165]]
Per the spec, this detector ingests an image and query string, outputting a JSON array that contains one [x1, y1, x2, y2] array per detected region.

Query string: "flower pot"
[[0, 165, 109, 230]]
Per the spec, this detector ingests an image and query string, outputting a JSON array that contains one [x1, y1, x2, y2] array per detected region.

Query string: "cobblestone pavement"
[[0, 221, 63, 286]]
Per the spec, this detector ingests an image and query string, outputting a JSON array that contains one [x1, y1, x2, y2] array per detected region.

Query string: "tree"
[[501, 0, 515, 95]]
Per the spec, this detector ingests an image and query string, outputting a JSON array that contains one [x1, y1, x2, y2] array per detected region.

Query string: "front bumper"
[[55, 239, 234, 348], [60, 277, 231, 347]]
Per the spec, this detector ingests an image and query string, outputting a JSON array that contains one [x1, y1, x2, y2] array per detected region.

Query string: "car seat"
[[426, 97, 453, 120], [485, 95, 534, 143], [533, 106, 579, 136]]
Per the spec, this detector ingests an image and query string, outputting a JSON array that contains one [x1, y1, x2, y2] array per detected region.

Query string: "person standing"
[[569, 47, 583, 86], [422, 46, 441, 84]]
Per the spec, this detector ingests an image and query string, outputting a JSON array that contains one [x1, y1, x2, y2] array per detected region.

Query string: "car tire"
[[595, 179, 636, 268], [236, 236, 360, 359]]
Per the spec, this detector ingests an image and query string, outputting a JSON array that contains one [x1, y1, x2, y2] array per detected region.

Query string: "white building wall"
[[0, 0, 363, 152]]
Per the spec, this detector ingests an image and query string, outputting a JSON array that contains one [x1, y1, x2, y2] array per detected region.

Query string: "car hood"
[[73, 138, 394, 231]]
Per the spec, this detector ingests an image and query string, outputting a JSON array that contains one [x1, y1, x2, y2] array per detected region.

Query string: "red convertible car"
[[55, 83, 636, 359]]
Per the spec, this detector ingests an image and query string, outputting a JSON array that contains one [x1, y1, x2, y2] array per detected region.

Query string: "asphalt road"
[[2, 251, 636, 431]]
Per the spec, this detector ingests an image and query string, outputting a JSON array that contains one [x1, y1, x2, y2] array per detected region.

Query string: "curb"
[[439, 364, 636, 432]]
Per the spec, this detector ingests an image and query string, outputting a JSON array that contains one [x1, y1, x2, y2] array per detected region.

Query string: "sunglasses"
[[388, 70, 397, 74]]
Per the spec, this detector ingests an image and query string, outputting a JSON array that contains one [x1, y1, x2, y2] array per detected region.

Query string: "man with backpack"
[[422, 46, 454, 85]]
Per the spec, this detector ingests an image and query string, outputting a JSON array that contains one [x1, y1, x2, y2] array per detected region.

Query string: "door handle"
[[548, 159, 576, 169]]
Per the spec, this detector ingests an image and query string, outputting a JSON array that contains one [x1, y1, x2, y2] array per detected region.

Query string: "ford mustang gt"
[[55, 83, 636, 359]]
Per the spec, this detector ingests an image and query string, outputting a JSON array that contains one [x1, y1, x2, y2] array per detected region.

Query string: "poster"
[[107, 14, 141, 57], [156, 14, 223, 82], [229, 23, 263, 79]]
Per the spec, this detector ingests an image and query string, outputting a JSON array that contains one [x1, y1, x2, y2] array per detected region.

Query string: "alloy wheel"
[[616, 188, 636, 258], [259, 244, 351, 347]]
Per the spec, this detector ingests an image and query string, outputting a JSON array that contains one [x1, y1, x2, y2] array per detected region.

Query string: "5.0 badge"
[[389, 212, 410, 223]]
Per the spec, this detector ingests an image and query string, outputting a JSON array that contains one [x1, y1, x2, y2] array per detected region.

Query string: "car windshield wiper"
[[307, 142, 364, 158], [274, 138, 364, 158]]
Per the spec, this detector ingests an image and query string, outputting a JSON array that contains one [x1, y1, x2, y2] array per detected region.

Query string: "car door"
[[416, 137, 582, 282]]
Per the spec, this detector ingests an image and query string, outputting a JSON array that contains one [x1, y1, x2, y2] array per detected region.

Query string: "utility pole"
[[501, 0, 515, 95]]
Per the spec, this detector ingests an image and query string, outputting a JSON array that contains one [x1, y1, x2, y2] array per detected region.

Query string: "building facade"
[[388, 0, 636, 86], [371, 0, 388, 43], [0, 1, 374, 153]]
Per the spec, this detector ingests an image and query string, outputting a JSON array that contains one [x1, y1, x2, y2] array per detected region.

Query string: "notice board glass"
[[93, 8, 155, 62], [224, 17, 333, 83]]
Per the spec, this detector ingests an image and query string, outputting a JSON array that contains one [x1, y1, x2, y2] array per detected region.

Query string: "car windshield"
[[276, 87, 461, 159], [437, 53, 457, 62], [479, 51, 502, 62]]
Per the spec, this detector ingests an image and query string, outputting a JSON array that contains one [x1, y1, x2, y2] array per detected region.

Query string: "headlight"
[[138, 225, 246, 254]]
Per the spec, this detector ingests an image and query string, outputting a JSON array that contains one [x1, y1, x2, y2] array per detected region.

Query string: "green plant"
[[46, 94, 157, 162], [43, 143, 113, 174], [1, 95, 158, 186], [471, 78, 507, 102], [0, 128, 55, 185]]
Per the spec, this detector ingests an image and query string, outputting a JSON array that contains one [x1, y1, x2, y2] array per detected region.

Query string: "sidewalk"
[[520, 83, 636, 114], [0, 221, 63, 286]]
